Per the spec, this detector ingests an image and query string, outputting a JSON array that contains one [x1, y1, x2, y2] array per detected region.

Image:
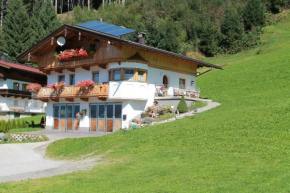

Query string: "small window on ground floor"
[[179, 78, 186, 89]]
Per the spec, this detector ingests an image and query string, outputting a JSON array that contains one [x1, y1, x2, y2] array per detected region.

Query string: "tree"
[[0, 29, 4, 54], [177, 96, 188, 113], [2, 0, 33, 61], [198, 19, 219, 57], [243, 0, 266, 31], [220, 8, 245, 53]]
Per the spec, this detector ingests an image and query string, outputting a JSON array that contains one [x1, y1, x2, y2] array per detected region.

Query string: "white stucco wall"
[[5, 79, 31, 90], [45, 61, 197, 131], [0, 79, 8, 89]]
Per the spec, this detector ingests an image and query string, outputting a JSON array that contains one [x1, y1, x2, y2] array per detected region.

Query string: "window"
[[14, 100, 18, 106], [53, 106, 59, 118], [109, 68, 147, 82], [60, 106, 66, 118], [138, 71, 144, 82], [115, 104, 122, 119], [70, 74, 75, 85], [124, 69, 135, 80], [59, 75, 65, 82], [179, 78, 186, 89], [113, 70, 121, 81], [93, 72, 99, 83], [13, 82, 19, 90], [74, 105, 80, 118], [22, 84, 28, 91]]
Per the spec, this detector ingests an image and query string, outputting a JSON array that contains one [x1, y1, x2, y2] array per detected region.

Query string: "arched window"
[[163, 75, 168, 88]]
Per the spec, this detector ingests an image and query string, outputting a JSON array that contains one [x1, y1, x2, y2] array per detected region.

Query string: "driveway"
[[0, 131, 108, 183]]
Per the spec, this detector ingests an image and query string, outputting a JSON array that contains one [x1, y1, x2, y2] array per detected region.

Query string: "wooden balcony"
[[0, 89, 32, 99], [33, 83, 109, 102]]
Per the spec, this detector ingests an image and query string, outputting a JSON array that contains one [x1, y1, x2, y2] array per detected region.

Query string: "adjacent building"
[[17, 21, 221, 132], [0, 58, 47, 121]]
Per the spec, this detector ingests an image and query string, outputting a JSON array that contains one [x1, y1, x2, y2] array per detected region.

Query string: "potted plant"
[[76, 109, 87, 119], [57, 48, 88, 61], [49, 81, 66, 94], [76, 79, 95, 91], [27, 83, 42, 93]]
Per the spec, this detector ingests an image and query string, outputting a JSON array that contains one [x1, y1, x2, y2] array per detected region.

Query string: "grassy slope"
[[1, 18, 290, 192]]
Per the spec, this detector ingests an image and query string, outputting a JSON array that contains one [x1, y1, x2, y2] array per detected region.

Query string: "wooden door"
[[59, 105, 66, 131], [90, 104, 98, 132], [66, 105, 73, 131], [106, 104, 114, 132], [98, 104, 105, 132]]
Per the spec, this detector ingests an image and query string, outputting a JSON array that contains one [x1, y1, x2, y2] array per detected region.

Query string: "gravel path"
[[0, 131, 107, 183]]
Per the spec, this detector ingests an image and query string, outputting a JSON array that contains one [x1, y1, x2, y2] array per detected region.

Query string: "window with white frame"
[[124, 69, 135, 80]]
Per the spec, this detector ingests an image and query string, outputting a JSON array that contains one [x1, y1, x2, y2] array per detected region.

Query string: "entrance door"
[[98, 104, 106, 132], [90, 104, 98, 132], [106, 104, 114, 132], [59, 105, 66, 131], [53, 104, 80, 131], [67, 104, 73, 131], [90, 103, 122, 132], [163, 75, 168, 88]]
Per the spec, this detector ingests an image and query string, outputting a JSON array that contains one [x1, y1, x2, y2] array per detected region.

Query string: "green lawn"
[[1, 14, 290, 193]]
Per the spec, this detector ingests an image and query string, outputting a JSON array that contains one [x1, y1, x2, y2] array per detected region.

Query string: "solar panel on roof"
[[77, 21, 135, 37]]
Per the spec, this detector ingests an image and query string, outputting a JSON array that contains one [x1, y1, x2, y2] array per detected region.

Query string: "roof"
[[127, 52, 149, 63], [0, 60, 46, 76], [17, 24, 222, 70]]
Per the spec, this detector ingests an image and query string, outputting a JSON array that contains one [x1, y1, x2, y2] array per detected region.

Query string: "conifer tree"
[[177, 96, 188, 113], [243, 0, 266, 31], [2, 0, 33, 61], [38, 1, 60, 37], [220, 8, 244, 53], [0, 29, 4, 54]]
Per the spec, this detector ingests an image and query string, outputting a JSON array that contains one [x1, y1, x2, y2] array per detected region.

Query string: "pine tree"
[[0, 29, 4, 54], [2, 0, 33, 61], [198, 19, 218, 57], [38, 1, 60, 37], [243, 0, 266, 31], [177, 96, 188, 113], [220, 8, 245, 53]]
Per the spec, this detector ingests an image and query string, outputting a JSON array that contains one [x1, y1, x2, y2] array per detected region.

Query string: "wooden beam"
[[99, 64, 107, 69], [40, 98, 49, 102], [54, 69, 63, 73], [51, 98, 59, 102], [67, 68, 75, 72], [82, 66, 90, 71], [43, 70, 51, 75], [80, 97, 88, 102], [65, 98, 74, 102], [98, 97, 107, 101]]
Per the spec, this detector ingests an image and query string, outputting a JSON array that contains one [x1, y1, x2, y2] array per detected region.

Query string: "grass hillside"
[[1, 16, 290, 192]]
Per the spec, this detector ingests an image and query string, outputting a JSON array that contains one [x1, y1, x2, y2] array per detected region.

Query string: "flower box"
[[56, 48, 88, 61]]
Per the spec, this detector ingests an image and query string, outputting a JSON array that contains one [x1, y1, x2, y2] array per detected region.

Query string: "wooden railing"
[[33, 83, 109, 101], [53, 55, 96, 69]]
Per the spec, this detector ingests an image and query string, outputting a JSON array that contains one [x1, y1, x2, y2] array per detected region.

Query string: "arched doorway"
[[163, 75, 168, 88]]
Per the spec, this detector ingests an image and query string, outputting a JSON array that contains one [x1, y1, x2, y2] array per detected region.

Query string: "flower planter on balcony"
[[33, 83, 109, 102]]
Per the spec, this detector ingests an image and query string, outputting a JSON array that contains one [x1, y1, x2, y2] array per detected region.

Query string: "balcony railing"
[[155, 85, 200, 99], [54, 55, 96, 69], [33, 83, 109, 101]]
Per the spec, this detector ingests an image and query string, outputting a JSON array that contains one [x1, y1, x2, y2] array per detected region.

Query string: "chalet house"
[[0, 57, 47, 121], [17, 21, 221, 132]]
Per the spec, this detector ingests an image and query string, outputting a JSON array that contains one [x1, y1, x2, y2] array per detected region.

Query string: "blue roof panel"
[[77, 21, 135, 37]]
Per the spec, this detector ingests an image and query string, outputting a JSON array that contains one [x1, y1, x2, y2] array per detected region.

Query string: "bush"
[[141, 117, 154, 124], [177, 96, 188, 113]]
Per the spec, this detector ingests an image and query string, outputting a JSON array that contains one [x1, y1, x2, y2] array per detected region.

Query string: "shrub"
[[177, 96, 188, 113], [141, 117, 154, 124]]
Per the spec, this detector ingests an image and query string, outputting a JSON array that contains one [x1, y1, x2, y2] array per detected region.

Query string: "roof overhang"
[[17, 25, 222, 70]]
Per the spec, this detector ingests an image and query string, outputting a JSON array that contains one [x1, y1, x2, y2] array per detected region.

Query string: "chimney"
[[138, 32, 146, 45], [1, 53, 8, 62]]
